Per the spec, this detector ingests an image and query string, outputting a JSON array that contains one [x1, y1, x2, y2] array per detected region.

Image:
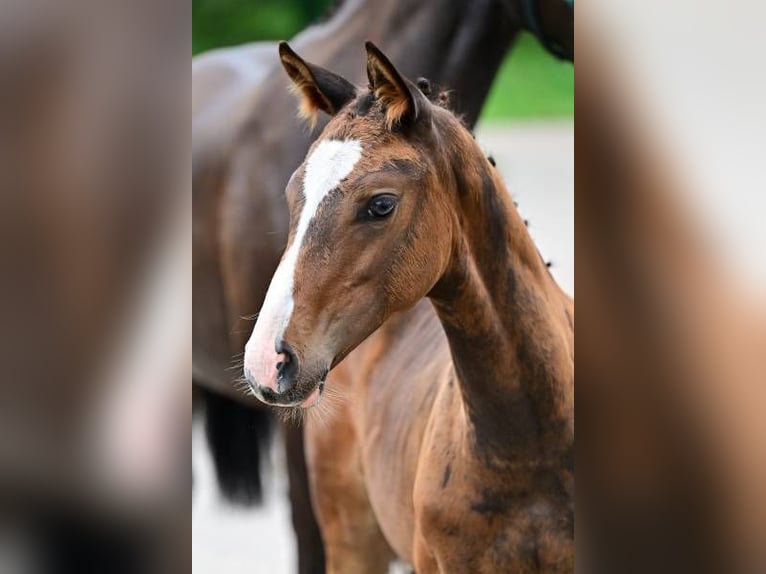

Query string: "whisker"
[[306, 383, 348, 428], [227, 352, 246, 373]]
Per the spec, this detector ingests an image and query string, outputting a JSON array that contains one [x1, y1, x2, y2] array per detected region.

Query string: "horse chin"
[[251, 379, 323, 409]]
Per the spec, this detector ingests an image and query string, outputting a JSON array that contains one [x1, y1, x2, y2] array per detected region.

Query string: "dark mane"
[[350, 77, 463, 128]]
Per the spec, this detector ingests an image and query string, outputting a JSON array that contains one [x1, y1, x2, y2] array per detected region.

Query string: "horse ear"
[[365, 41, 420, 130], [279, 42, 357, 128]]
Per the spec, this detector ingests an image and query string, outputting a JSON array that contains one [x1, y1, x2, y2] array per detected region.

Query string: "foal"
[[244, 42, 574, 573]]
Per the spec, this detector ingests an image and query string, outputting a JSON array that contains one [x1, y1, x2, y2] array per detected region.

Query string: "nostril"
[[275, 355, 289, 376], [274, 339, 299, 392]]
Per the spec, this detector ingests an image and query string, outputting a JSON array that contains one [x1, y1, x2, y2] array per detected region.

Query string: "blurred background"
[[192, 0, 574, 121]]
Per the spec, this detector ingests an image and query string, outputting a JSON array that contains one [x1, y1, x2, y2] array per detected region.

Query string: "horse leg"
[[305, 395, 393, 574], [198, 385, 273, 504], [283, 418, 326, 574]]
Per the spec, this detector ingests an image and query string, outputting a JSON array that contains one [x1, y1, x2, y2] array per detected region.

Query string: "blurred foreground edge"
[[0, 0, 189, 572], [576, 8, 766, 574]]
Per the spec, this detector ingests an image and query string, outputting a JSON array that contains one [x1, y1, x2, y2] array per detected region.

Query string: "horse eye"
[[366, 194, 398, 219]]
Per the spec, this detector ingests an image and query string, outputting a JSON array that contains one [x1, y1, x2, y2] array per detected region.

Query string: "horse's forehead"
[[301, 114, 425, 190], [320, 112, 393, 150], [303, 138, 363, 199]]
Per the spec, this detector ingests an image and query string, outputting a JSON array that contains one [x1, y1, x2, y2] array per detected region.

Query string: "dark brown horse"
[[244, 42, 574, 572], [193, 0, 572, 571]]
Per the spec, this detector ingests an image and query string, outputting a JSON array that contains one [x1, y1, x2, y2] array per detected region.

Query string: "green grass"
[[192, 1, 307, 56], [480, 33, 573, 120]]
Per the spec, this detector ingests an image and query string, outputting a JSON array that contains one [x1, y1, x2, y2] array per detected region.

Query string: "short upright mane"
[[348, 77, 463, 127]]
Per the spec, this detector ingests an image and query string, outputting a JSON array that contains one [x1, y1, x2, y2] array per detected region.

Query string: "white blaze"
[[244, 139, 362, 387]]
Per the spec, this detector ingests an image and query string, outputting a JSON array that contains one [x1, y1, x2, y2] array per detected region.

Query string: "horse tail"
[[200, 387, 273, 505]]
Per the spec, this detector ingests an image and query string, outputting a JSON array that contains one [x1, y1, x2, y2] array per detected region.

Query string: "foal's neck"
[[430, 126, 574, 465]]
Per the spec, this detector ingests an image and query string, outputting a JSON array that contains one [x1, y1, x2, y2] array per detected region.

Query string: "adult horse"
[[193, 0, 572, 571], [243, 42, 574, 572]]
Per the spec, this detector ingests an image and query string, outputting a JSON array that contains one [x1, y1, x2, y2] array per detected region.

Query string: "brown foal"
[[245, 42, 574, 573]]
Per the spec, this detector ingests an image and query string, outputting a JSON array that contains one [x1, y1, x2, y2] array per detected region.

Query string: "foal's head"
[[244, 42, 482, 408]]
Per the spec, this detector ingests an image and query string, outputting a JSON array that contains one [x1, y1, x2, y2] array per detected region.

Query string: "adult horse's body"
[[193, 0, 572, 571], [244, 42, 574, 572]]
